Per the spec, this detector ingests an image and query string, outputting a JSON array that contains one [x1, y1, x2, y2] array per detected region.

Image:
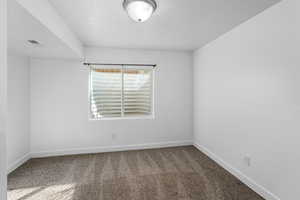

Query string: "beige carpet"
[[8, 146, 264, 200]]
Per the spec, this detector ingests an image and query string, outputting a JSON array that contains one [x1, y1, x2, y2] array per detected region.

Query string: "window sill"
[[89, 115, 155, 121]]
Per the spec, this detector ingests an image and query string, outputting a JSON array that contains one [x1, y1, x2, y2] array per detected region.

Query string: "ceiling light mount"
[[123, 0, 157, 23]]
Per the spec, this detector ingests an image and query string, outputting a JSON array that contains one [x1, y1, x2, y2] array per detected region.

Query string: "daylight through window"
[[89, 65, 154, 119]]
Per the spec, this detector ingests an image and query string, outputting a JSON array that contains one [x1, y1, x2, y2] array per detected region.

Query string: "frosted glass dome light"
[[123, 0, 157, 22]]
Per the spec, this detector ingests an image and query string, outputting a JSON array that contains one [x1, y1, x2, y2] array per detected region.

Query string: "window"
[[89, 65, 154, 119]]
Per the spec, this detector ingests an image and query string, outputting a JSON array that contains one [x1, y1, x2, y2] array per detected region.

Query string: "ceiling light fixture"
[[123, 0, 157, 23]]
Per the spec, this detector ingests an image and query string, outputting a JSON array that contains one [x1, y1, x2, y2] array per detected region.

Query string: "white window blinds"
[[90, 65, 153, 119]]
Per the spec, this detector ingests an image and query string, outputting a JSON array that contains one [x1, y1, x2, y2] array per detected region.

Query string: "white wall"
[[7, 54, 30, 172], [193, 0, 299, 200], [30, 48, 193, 155], [0, 0, 7, 198]]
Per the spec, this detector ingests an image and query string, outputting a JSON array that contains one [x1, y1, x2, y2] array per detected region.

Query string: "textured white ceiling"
[[8, 0, 81, 59], [49, 0, 280, 51]]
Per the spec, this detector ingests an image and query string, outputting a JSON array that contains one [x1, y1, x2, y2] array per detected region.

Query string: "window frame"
[[88, 65, 155, 121]]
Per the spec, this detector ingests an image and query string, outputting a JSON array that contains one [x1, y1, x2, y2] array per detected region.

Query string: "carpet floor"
[[8, 146, 264, 200]]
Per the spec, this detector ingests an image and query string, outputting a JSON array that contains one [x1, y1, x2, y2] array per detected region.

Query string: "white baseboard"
[[31, 140, 193, 158], [193, 141, 280, 200], [7, 153, 31, 174]]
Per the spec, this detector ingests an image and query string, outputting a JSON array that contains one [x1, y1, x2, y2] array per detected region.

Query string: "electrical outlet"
[[244, 156, 251, 167]]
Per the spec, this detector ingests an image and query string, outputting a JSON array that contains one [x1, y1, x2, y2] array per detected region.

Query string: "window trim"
[[88, 65, 156, 121]]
